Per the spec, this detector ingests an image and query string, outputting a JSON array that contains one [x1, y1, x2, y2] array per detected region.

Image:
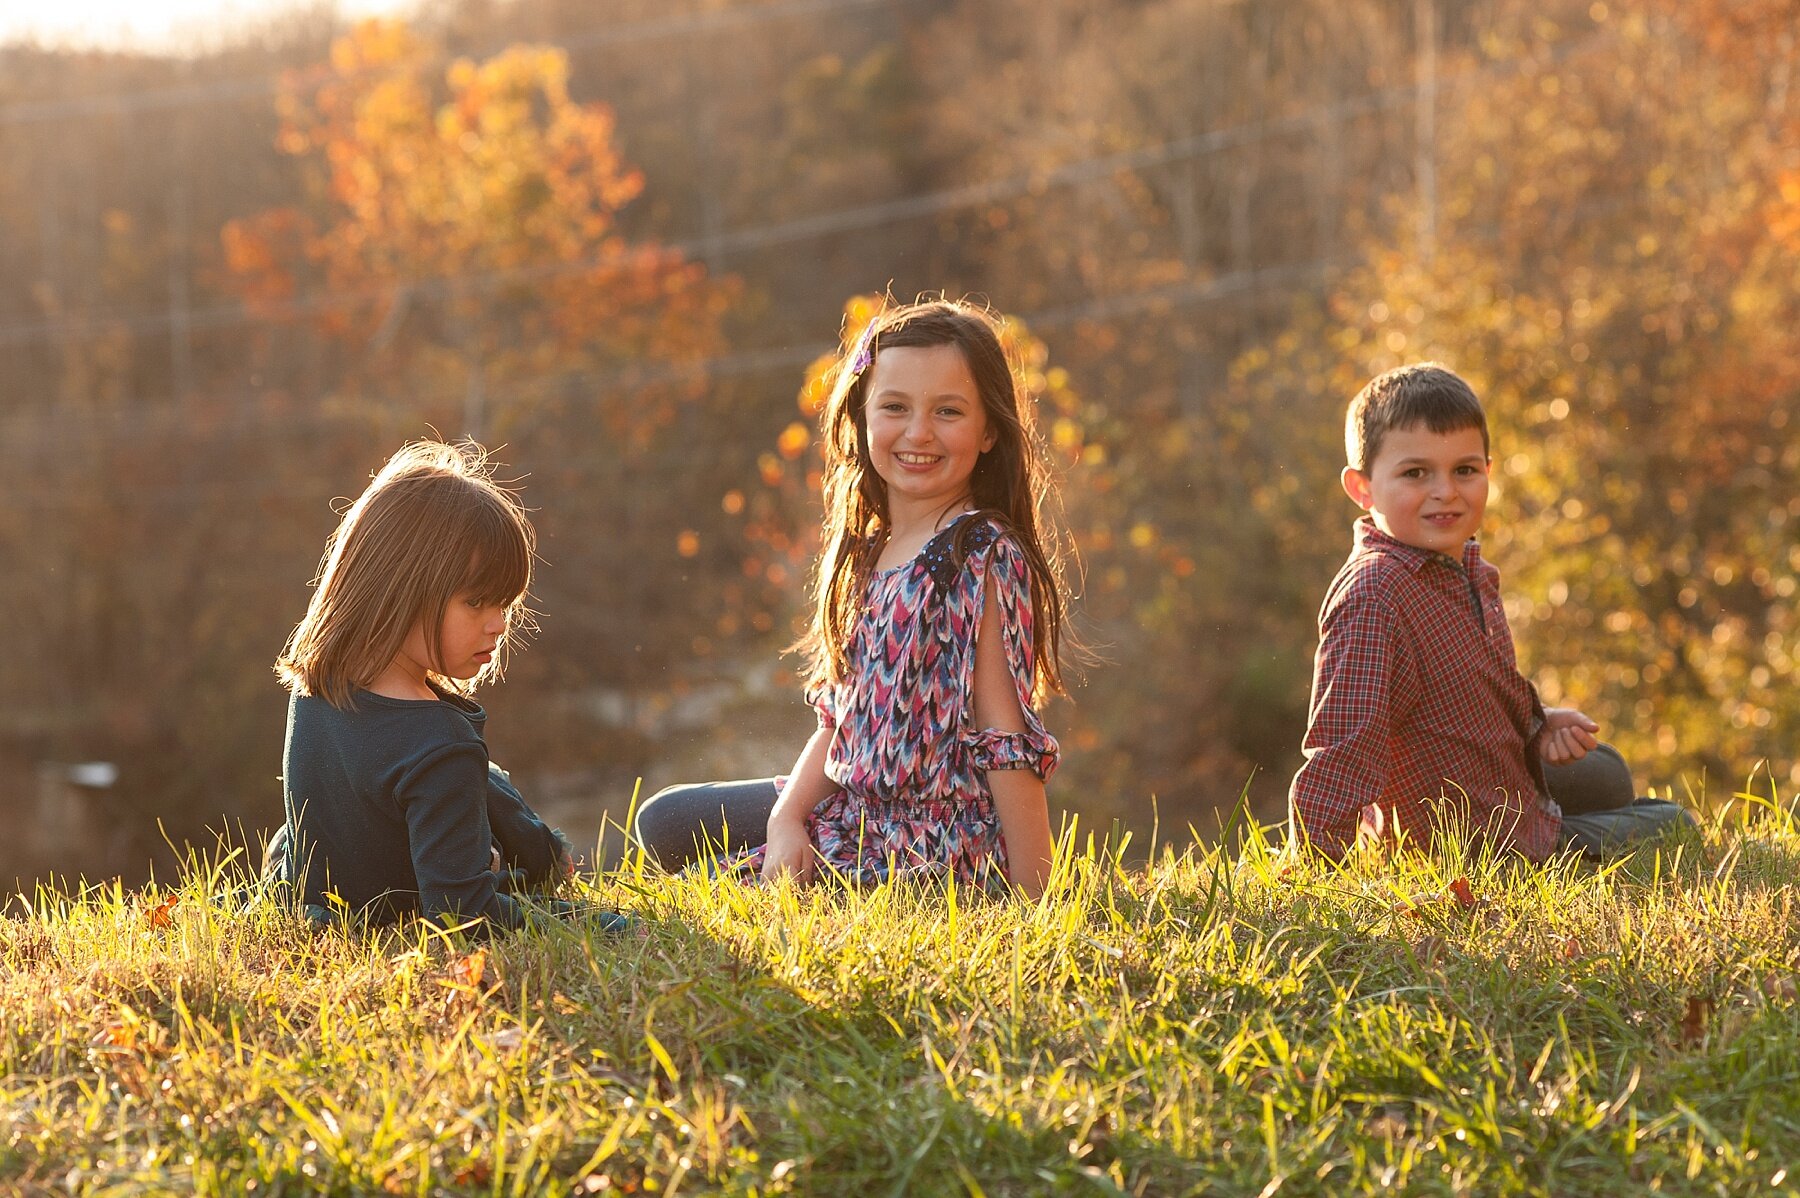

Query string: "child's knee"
[[1545, 741, 1636, 814], [631, 784, 697, 854]]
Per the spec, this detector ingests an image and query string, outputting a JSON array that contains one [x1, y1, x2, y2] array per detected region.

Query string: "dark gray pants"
[[1542, 743, 1696, 856], [632, 779, 781, 871]]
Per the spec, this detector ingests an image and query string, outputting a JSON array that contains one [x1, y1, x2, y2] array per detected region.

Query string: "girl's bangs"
[[458, 509, 532, 607]]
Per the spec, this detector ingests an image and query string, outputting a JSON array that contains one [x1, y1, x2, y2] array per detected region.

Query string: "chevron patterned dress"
[[733, 513, 1060, 888]]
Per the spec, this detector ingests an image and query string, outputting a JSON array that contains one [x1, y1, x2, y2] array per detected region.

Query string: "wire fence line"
[[0, 84, 1406, 349], [1, 19, 1609, 349], [0, 0, 916, 126], [0, 257, 1337, 462]]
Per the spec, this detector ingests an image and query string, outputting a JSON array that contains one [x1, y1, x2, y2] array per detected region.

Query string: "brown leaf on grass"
[[453, 1160, 492, 1185], [1365, 1109, 1409, 1139], [1392, 878, 1484, 919], [579, 1166, 647, 1192], [1410, 935, 1447, 969], [1560, 936, 1583, 962], [448, 949, 486, 988], [1392, 892, 1434, 918], [1070, 1112, 1117, 1166], [147, 894, 179, 929], [476, 1026, 526, 1056], [1680, 995, 1714, 1046], [1762, 974, 1798, 1003], [94, 1021, 138, 1051]]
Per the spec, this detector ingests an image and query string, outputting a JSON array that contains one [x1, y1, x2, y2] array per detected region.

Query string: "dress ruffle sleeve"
[[805, 680, 839, 732], [956, 529, 1060, 782]]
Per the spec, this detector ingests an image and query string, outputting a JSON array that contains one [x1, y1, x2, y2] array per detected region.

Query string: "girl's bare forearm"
[[990, 770, 1053, 898], [769, 726, 837, 826]]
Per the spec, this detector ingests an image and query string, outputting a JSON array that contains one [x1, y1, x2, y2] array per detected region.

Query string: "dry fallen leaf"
[[1410, 935, 1447, 969], [1448, 877, 1477, 908], [1560, 936, 1583, 962], [94, 1021, 137, 1051], [147, 894, 179, 930], [1365, 1109, 1410, 1139], [477, 1026, 526, 1055], [450, 949, 487, 988], [1680, 995, 1714, 1046], [1392, 892, 1435, 918], [453, 1160, 493, 1185]]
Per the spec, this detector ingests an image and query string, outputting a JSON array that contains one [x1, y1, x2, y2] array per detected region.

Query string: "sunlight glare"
[[1, 0, 417, 53]]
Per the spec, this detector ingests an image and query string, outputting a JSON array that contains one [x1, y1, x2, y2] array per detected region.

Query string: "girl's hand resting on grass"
[[759, 812, 818, 885], [1539, 707, 1600, 764]]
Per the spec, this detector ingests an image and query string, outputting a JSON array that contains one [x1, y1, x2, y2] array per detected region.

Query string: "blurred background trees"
[[1, 0, 1795, 884]]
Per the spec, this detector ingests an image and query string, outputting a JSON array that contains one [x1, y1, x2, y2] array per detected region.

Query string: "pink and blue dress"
[[638, 513, 1060, 887]]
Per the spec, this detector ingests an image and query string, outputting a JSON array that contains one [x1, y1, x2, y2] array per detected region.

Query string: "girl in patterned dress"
[[634, 300, 1076, 896]]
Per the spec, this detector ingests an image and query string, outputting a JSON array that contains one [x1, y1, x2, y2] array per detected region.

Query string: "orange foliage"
[[1228, 0, 1800, 788], [222, 19, 732, 441]]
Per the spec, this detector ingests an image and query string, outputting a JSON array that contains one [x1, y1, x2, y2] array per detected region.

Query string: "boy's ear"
[[1341, 465, 1374, 510]]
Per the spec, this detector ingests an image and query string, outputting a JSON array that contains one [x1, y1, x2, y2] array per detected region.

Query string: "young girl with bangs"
[[635, 299, 1075, 897], [269, 440, 579, 930]]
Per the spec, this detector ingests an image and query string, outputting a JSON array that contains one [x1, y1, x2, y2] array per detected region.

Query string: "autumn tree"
[[221, 19, 739, 780], [222, 19, 727, 438], [1229, 0, 1800, 795]]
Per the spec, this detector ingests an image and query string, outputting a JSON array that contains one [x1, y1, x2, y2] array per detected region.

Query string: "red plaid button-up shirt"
[[1289, 518, 1560, 862]]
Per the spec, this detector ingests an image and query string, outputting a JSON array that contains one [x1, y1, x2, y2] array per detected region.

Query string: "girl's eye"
[[1402, 468, 1426, 479]]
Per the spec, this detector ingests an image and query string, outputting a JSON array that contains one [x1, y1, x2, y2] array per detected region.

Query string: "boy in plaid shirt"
[[1288, 364, 1693, 861]]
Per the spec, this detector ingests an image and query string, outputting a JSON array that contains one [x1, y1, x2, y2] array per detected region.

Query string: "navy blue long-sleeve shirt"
[[279, 688, 569, 928]]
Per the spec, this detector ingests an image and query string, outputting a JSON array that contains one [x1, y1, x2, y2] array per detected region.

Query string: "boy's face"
[[1341, 423, 1489, 554]]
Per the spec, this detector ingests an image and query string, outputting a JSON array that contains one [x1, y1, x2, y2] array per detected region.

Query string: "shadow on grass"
[[9, 802, 1800, 1196]]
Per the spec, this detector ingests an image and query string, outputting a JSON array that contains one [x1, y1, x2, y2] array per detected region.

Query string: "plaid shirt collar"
[[1352, 516, 1481, 578]]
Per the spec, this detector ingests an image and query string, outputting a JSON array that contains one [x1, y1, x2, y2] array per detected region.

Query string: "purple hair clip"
[[846, 321, 877, 378]]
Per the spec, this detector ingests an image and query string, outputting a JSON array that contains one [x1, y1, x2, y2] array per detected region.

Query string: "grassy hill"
[[4, 797, 1799, 1196]]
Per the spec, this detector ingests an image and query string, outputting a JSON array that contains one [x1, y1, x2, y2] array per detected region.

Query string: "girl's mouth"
[[895, 452, 940, 469]]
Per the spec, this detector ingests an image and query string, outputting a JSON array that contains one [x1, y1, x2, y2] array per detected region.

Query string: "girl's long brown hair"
[[276, 440, 536, 709], [797, 299, 1075, 705]]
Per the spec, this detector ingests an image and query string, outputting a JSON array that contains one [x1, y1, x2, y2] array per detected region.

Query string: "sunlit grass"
[[5, 786, 1800, 1195]]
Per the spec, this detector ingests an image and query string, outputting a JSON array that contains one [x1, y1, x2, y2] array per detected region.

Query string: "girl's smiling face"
[[862, 343, 997, 519]]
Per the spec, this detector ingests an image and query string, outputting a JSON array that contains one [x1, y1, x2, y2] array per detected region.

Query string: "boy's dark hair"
[[1345, 363, 1489, 472]]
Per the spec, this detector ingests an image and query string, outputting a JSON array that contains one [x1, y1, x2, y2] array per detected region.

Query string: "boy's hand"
[[1539, 707, 1600, 765]]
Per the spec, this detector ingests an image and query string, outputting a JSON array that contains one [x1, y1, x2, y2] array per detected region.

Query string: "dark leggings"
[[632, 779, 781, 871], [635, 748, 1687, 869]]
